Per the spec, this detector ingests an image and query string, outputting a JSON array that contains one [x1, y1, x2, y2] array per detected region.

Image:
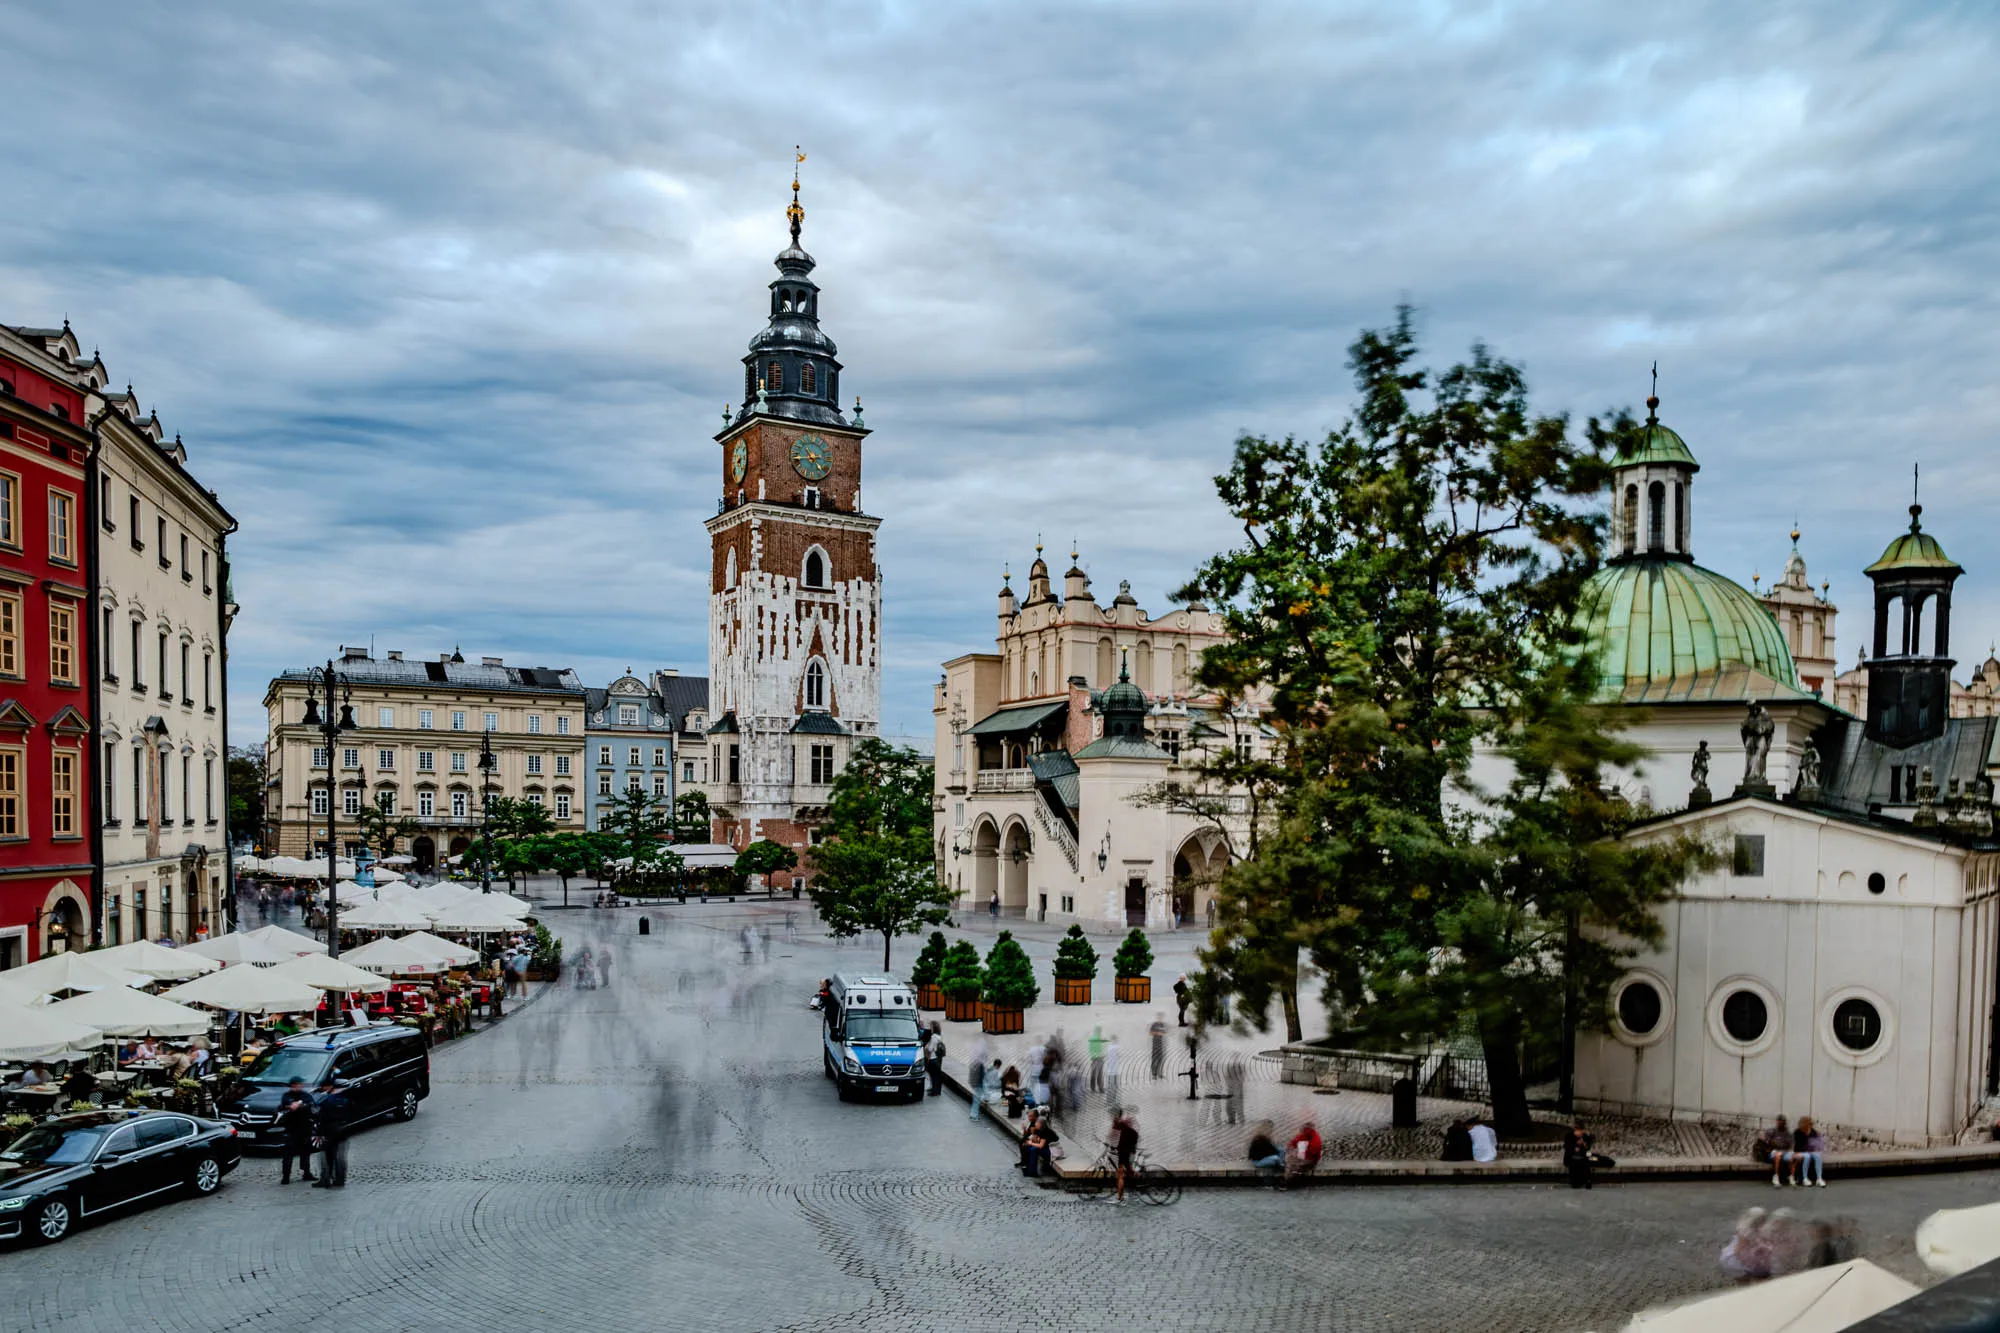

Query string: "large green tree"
[[601, 788, 680, 884], [673, 790, 713, 843], [1180, 309, 1708, 1129], [736, 839, 799, 893], [806, 739, 952, 969], [227, 745, 267, 844]]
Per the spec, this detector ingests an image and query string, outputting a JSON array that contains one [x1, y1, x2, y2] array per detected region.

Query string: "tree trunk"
[[1279, 970, 1303, 1043], [560, 874, 569, 909], [1479, 1011, 1533, 1136], [882, 930, 893, 971]]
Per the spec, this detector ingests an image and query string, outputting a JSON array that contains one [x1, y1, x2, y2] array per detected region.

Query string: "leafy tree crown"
[[909, 931, 950, 987], [937, 940, 984, 998], [1112, 929, 1154, 978], [982, 930, 1040, 1008]]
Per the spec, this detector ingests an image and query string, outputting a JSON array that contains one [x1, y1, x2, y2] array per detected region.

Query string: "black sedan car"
[[0, 1109, 241, 1244]]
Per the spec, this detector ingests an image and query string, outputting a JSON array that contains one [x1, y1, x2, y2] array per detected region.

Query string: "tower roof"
[[725, 154, 851, 433], [1617, 392, 1699, 470], [1865, 504, 1960, 577], [1570, 560, 1800, 698]]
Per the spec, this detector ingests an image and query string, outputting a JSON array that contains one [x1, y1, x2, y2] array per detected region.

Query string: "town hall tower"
[[703, 167, 881, 853]]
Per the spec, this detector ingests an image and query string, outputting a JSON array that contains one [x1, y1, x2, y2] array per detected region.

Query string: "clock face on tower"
[[730, 439, 747, 483], [789, 434, 831, 481]]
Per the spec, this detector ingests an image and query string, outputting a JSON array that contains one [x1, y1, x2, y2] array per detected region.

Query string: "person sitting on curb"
[[1019, 1109, 1060, 1178], [1467, 1115, 1498, 1164], [1248, 1121, 1286, 1179], [1755, 1115, 1792, 1186], [1788, 1117, 1826, 1187], [1441, 1118, 1473, 1161], [1282, 1119, 1323, 1188], [999, 1064, 1024, 1118]]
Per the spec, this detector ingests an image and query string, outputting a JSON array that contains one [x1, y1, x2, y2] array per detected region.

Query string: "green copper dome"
[[1619, 418, 1699, 470], [1865, 505, 1960, 575], [1572, 560, 1797, 696]]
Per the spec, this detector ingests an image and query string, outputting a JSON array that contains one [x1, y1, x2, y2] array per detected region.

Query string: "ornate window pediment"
[[47, 705, 91, 737], [0, 699, 37, 731]]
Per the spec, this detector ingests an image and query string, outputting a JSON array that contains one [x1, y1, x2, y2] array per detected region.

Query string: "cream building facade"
[[92, 371, 237, 947], [264, 648, 585, 871], [934, 552, 1261, 930]]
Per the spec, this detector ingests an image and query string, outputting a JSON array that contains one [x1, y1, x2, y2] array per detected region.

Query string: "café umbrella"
[[45, 986, 210, 1038], [182, 933, 300, 967], [93, 939, 222, 982], [162, 966, 324, 1015], [341, 898, 435, 932], [424, 899, 530, 934], [268, 954, 392, 994], [397, 931, 480, 968], [0, 999, 105, 1062], [1, 951, 149, 997], [339, 936, 451, 977], [232, 923, 328, 957]]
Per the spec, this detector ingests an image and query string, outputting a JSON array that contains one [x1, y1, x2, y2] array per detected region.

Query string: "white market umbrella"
[[423, 899, 529, 933], [406, 882, 483, 911], [234, 855, 264, 872], [2, 951, 148, 996], [268, 954, 391, 994], [1917, 1200, 2000, 1277], [182, 933, 299, 967], [233, 924, 328, 957], [93, 939, 222, 982], [370, 866, 405, 882], [378, 854, 417, 867], [163, 966, 324, 1015], [45, 986, 211, 1038], [397, 931, 480, 968], [341, 898, 435, 931], [1622, 1259, 1917, 1332], [0, 999, 105, 1061], [335, 878, 412, 906], [484, 890, 535, 915], [339, 935, 450, 977]]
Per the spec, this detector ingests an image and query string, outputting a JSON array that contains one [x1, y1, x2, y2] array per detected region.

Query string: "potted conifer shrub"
[[939, 940, 985, 1022], [1051, 924, 1098, 1005], [910, 930, 949, 1011], [981, 930, 1038, 1034], [1113, 928, 1153, 1003]]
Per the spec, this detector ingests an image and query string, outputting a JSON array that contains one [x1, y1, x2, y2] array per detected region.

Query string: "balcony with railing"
[[973, 768, 1035, 793]]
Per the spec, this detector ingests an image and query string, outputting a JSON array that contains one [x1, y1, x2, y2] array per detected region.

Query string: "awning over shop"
[[967, 701, 1068, 737]]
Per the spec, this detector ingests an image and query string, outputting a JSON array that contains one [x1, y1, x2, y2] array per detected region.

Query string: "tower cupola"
[[735, 156, 847, 428], [1862, 484, 1962, 748], [1609, 379, 1699, 564]]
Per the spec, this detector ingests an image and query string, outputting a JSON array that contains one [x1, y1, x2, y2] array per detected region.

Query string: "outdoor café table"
[[6, 1086, 64, 1114]]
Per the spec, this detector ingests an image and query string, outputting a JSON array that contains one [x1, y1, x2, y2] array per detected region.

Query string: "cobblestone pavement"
[[4, 889, 1997, 1332]]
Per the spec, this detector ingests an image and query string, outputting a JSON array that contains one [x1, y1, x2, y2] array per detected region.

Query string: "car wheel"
[[822, 1053, 836, 1081], [190, 1156, 223, 1195], [396, 1089, 420, 1122], [835, 1077, 853, 1103], [33, 1196, 72, 1244]]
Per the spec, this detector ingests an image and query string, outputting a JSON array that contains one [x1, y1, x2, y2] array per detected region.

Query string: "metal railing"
[[974, 769, 1035, 793], [1033, 800, 1078, 871]]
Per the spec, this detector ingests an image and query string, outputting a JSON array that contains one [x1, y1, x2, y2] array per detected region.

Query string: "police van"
[[821, 973, 926, 1103]]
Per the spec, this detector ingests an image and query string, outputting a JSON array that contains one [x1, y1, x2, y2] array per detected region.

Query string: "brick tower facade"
[[704, 169, 880, 857]]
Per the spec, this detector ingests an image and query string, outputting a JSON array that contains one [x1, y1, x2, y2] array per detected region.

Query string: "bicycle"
[[1066, 1145, 1181, 1205]]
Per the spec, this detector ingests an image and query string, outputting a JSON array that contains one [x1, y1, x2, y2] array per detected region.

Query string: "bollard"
[[1391, 1076, 1417, 1128], [638, 916, 651, 936]]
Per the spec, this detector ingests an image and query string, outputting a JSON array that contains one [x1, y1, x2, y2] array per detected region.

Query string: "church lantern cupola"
[[735, 153, 847, 429], [1862, 483, 1962, 748], [1609, 379, 1699, 563]]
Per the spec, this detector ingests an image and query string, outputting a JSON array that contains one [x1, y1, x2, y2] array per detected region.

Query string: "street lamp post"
[[300, 660, 356, 957], [478, 728, 496, 894]]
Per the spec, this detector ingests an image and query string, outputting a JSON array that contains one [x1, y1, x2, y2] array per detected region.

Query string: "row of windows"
[[349, 707, 570, 734], [598, 773, 671, 797], [0, 593, 79, 686], [1612, 974, 1890, 1060], [108, 479, 218, 594], [745, 358, 833, 402], [100, 609, 215, 708], [97, 743, 219, 829], [0, 472, 77, 565], [309, 786, 574, 821], [597, 745, 672, 767], [0, 744, 82, 839], [703, 742, 838, 786], [310, 745, 573, 777]]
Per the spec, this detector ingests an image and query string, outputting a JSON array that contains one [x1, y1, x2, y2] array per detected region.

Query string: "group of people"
[[1755, 1115, 1830, 1187], [569, 946, 609, 990], [1246, 1118, 1322, 1187], [272, 1076, 353, 1188], [1440, 1115, 1500, 1163]]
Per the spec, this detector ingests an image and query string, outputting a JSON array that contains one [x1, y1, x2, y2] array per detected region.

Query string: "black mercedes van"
[[221, 1025, 429, 1146]]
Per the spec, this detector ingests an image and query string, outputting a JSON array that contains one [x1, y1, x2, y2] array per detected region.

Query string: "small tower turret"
[[1863, 479, 1962, 748]]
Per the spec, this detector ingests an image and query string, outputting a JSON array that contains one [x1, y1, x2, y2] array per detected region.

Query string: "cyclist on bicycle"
[[1110, 1108, 1139, 1204]]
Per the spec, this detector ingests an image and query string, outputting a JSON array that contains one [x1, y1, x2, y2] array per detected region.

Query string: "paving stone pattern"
[[1, 889, 1991, 1331]]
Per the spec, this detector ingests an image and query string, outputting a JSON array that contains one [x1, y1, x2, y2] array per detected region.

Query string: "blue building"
[[582, 671, 709, 832]]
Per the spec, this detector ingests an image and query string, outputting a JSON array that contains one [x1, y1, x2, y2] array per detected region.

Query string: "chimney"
[[341, 646, 368, 662], [439, 653, 453, 663], [657, 667, 679, 678], [386, 650, 403, 662], [482, 656, 503, 668]]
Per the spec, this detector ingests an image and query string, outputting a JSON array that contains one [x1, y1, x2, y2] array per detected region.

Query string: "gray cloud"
[[2, 1, 1995, 743]]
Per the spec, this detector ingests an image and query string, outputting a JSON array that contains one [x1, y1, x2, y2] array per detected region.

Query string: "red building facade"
[[0, 323, 96, 966]]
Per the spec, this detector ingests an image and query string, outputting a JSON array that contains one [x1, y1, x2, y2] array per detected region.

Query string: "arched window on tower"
[[805, 659, 827, 710], [1622, 485, 1638, 555], [725, 548, 737, 590], [803, 548, 827, 589], [745, 364, 755, 404], [1647, 481, 1666, 552], [801, 362, 817, 395], [767, 360, 783, 394], [1673, 483, 1685, 553]]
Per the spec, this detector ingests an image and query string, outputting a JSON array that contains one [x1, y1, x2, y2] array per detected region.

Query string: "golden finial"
[[787, 146, 806, 245], [1646, 360, 1660, 421]]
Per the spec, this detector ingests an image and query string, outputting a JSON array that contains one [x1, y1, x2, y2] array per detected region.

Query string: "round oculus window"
[[1617, 981, 1664, 1036], [1832, 997, 1883, 1052], [1867, 872, 1886, 895], [1721, 989, 1769, 1044]]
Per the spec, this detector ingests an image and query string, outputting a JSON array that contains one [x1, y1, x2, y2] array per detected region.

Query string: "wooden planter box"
[[944, 992, 982, 1022], [981, 1002, 1026, 1035], [1115, 975, 1151, 1003], [1053, 977, 1092, 1006], [916, 983, 946, 1011]]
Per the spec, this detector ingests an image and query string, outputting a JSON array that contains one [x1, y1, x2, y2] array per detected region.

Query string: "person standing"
[[597, 948, 614, 990], [924, 1023, 946, 1097], [966, 1054, 986, 1119], [1103, 1035, 1123, 1106], [1173, 976, 1191, 1027], [277, 1078, 316, 1184], [988, 892, 999, 922], [1111, 1109, 1139, 1204], [1149, 1015, 1168, 1080], [311, 1079, 351, 1189], [1087, 1026, 1107, 1093]]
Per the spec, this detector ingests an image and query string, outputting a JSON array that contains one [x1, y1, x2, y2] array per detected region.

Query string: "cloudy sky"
[[4, 2, 1996, 744]]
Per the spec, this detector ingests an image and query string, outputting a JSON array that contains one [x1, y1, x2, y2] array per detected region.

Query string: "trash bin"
[[1391, 1076, 1417, 1128], [638, 917, 650, 936], [793, 885, 801, 900]]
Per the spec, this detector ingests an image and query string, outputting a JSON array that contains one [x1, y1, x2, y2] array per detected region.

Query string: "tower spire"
[[787, 147, 806, 246], [1646, 360, 1659, 423]]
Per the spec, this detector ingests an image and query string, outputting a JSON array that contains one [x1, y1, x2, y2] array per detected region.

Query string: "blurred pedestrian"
[[1224, 1051, 1246, 1125], [1721, 1207, 1771, 1280], [277, 1078, 315, 1184], [966, 1054, 986, 1119], [1173, 976, 1190, 1027], [988, 893, 999, 922], [1088, 1025, 1107, 1092], [924, 1023, 946, 1097], [1104, 1035, 1123, 1104], [1149, 1015, 1167, 1080], [597, 948, 613, 990]]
